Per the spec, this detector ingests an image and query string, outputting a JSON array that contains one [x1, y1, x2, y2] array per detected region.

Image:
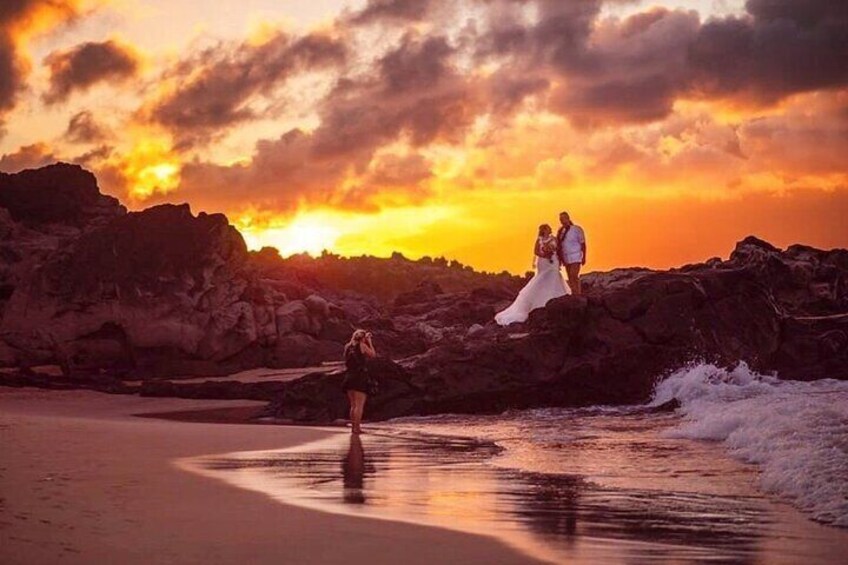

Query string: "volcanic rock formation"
[[1, 164, 846, 423]]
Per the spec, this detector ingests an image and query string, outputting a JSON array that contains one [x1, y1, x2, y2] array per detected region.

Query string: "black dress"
[[342, 343, 369, 394]]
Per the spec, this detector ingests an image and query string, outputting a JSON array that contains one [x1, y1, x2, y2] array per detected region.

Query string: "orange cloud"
[[1, 0, 846, 275], [0, 142, 56, 171], [0, 1, 100, 125], [140, 29, 347, 148]]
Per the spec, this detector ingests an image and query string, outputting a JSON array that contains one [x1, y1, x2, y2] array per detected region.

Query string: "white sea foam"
[[652, 362, 848, 527]]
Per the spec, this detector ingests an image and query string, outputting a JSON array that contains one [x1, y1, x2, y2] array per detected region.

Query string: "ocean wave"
[[651, 362, 848, 527]]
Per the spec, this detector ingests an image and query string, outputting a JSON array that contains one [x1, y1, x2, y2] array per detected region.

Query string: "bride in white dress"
[[495, 224, 570, 326]]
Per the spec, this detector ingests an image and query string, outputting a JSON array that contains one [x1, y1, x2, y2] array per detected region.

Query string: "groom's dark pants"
[[565, 263, 582, 296]]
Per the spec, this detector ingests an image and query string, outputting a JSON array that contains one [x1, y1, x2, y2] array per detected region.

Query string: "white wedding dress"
[[495, 249, 570, 326]]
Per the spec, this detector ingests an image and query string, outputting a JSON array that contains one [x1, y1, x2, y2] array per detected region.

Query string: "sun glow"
[[240, 214, 341, 257], [236, 205, 458, 260], [116, 135, 181, 200]]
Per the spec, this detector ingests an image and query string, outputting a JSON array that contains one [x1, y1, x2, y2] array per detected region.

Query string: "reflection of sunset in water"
[[178, 417, 848, 564]]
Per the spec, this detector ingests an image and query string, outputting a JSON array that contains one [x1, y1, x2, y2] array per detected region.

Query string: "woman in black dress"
[[343, 329, 376, 434]]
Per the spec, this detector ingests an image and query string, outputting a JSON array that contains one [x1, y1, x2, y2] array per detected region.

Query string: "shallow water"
[[653, 363, 848, 527], [179, 363, 848, 563], [180, 426, 845, 562]]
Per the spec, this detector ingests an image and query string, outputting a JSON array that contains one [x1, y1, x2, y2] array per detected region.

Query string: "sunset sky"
[[1, 0, 846, 274]]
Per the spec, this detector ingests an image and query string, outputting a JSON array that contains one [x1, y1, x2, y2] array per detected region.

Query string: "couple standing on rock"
[[495, 211, 587, 326], [340, 211, 586, 432]]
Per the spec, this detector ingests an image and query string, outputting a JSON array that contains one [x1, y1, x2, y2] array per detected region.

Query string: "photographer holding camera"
[[342, 329, 377, 434]]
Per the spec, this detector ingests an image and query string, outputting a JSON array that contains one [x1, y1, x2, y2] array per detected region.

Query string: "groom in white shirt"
[[557, 211, 587, 296]]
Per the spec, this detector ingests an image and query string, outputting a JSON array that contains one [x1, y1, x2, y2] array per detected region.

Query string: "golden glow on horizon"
[[231, 183, 848, 276], [241, 214, 342, 257], [0, 0, 844, 276], [237, 205, 458, 259]]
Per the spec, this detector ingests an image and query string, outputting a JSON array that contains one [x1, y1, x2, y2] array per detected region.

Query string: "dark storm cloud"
[[552, 8, 701, 125], [147, 31, 347, 147], [43, 39, 139, 104], [73, 144, 112, 165], [129, 0, 848, 214], [65, 110, 108, 142], [378, 35, 454, 93], [348, 0, 434, 25], [311, 33, 480, 160], [469, 1, 697, 125], [745, 0, 845, 25], [148, 33, 492, 213], [532, 0, 606, 71], [688, 0, 848, 103], [0, 1, 84, 131], [0, 2, 35, 118], [0, 34, 21, 120], [471, 0, 848, 125]]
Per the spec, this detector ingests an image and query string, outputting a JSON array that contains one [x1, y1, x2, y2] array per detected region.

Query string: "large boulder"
[[0, 165, 127, 329], [267, 334, 344, 368], [275, 294, 352, 341], [0, 163, 125, 227], [0, 203, 274, 375], [727, 236, 848, 315], [766, 313, 848, 381]]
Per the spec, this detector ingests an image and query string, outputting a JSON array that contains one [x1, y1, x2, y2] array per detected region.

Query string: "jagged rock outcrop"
[[0, 164, 126, 297], [266, 237, 848, 422], [0, 201, 276, 373], [0, 164, 522, 375], [1, 164, 846, 421], [1, 164, 128, 365], [254, 249, 522, 302], [0, 163, 125, 228]]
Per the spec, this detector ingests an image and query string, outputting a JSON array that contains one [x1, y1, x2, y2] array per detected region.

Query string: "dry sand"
[[0, 389, 537, 565]]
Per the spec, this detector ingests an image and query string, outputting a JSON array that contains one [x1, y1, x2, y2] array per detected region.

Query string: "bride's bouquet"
[[537, 234, 558, 264]]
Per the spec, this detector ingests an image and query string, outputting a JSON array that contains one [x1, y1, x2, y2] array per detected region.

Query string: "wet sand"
[[183, 427, 848, 564], [0, 389, 537, 565], [3, 388, 846, 564]]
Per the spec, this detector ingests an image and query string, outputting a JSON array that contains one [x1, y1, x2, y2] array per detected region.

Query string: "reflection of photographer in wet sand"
[[342, 434, 367, 504], [342, 329, 377, 434]]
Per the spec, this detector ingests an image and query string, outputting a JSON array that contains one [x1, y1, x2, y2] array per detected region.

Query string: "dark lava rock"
[[1, 165, 846, 424], [1, 201, 272, 372], [264, 357, 422, 421], [0, 163, 125, 227], [394, 280, 444, 307], [265, 239, 848, 423]]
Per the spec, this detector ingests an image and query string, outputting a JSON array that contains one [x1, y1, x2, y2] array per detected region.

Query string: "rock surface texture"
[[2, 164, 846, 422], [266, 237, 848, 422]]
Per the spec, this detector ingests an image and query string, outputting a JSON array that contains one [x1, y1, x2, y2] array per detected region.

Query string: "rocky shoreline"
[[2, 163, 846, 422]]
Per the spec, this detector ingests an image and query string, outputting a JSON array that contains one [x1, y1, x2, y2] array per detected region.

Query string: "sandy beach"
[[0, 389, 537, 565]]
